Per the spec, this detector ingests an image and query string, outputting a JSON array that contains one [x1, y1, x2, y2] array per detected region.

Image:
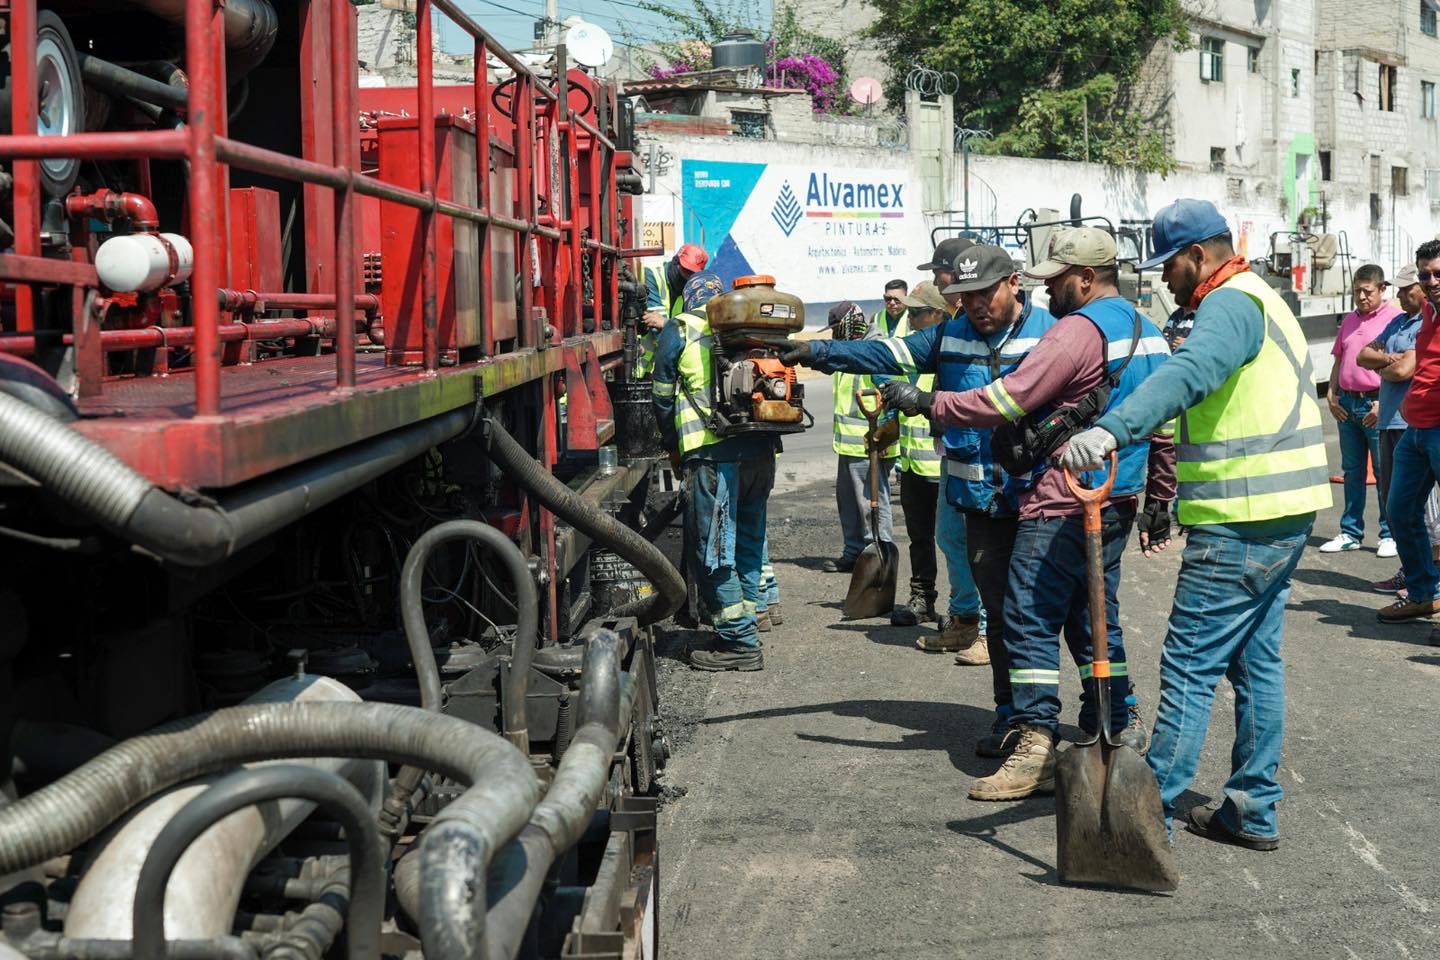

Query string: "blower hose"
[[0, 702, 539, 960], [480, 418, 684, 625]]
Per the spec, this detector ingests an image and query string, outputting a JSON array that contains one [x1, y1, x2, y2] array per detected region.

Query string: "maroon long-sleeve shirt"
[[928, 313, 1177, 519]]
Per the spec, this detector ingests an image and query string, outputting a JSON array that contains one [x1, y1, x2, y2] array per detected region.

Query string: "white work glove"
[[1058, 426, 1118, 472]]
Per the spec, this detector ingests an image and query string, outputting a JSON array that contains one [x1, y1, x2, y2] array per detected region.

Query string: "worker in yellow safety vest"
[[636, 243, 708, 378], [880, 281, 945, 627], [1061, 198, 1331, 850], [825, 300, 901, 575], [652, 272, 778, 672]]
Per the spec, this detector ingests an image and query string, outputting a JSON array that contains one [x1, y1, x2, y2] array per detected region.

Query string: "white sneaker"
[[1378, 537, 1398, 558], [1319, 533, 1362, 553]]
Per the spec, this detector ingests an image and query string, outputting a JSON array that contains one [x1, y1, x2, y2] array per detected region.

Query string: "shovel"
[[1054, 454, 1180, 893], [842, 389, 899, 620]]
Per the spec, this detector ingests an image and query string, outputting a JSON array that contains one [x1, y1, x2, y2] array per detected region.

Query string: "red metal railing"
[[0, 0, 626, 415]]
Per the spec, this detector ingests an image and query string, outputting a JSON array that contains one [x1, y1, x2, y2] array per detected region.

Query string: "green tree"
[[868, 0, 1189, 173]]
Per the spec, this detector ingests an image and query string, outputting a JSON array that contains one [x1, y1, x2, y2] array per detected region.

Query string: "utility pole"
[[545, 0, 558, 49]]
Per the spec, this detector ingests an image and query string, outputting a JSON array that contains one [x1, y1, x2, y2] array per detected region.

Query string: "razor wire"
[[905, 67, 959, 98]]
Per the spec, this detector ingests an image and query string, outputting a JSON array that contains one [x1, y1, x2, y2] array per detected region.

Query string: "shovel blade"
[[841, 541, 898, 620], [1055, 741, 1180, 892]]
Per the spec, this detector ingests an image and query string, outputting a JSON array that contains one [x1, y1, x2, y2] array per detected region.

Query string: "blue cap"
[[1140, 199, 1231, 270], [681, 272, 725, 311]]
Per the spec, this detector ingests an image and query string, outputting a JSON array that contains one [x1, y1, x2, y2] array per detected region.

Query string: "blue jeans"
[[758, 536, 779, 612], [1005, 506, 1134, 734], [1336, 392, 1389, 540], [684, 457, 775, 650], [1146, 525, 1309, 840], [936, 484, 981, 619], [1386, 426, 1440, 602]]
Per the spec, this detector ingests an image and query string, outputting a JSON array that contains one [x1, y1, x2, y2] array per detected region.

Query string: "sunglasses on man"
[[883, 295, 904, 304]]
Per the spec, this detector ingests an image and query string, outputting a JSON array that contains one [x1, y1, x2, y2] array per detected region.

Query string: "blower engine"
[[701, 275, 811, 436]]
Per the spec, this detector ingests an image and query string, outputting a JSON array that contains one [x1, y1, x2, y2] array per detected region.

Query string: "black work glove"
[[879, 380, 933, 417], [778, 339, 813, 367], [1137, 499, 1172, 557]]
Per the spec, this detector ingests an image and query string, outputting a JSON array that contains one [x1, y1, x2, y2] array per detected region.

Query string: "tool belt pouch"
[[989, 384, 1112, 476]]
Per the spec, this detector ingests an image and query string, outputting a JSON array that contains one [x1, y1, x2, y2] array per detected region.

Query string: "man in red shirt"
[[1379, 239, 1440, 622]]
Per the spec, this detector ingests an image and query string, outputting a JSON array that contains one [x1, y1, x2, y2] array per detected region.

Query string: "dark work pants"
[[965, 511, 1019, 709], [1379, 428, 1404, 520], [899, 469, 938, 597]]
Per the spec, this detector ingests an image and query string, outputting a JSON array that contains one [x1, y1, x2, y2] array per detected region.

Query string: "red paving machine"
[[0, 1, 674, 956]]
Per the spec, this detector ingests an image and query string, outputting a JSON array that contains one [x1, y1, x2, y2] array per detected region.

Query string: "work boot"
[[756, 611, 773, 633], [916, 614, 978, 653], [889, 592, 935, 627], [689, 644, 764, 672], [1186, 804, 1279, 852], [968, 725, 1056, 801], [953, 635, 990, 666], [1377, 596, 1439, 623], [768, 603, 784, 626], [976, 711, 1020, 758], [821, 557, 855, 573]]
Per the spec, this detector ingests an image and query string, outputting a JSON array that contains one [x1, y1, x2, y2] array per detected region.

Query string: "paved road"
[[651, 388, 1440, 960]]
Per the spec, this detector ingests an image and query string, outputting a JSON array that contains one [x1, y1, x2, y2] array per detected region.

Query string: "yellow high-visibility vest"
[[1174, 270, 1332, 524]]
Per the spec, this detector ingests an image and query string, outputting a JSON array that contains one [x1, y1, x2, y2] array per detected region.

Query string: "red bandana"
[[1190, 256, 1251, 310]]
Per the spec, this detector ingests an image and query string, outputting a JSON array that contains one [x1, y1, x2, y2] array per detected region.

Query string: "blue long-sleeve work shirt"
[[1095, 285, 1314, 536]]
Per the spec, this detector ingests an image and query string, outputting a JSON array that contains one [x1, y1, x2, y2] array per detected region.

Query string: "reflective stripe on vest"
[[833, 371, 898, 458], [935, 299, 1059, 512], [676, 331, 726, 454], [635, 265, 683, 378], [885, 312, 942, 478], [1174, 270, 1332, 525]]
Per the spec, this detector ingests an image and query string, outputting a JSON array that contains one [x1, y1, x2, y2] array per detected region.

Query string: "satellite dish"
[[849, 77, 883, 106], [566, 22, 614, 69]]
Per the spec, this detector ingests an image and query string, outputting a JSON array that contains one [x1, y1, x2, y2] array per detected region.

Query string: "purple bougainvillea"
[[767, 54, 840, 112]]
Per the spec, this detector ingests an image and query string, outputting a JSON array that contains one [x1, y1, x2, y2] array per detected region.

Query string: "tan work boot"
[[968, 725, 1057, 801], [916, 615, 978, 652], [953, 635, 990, 666]]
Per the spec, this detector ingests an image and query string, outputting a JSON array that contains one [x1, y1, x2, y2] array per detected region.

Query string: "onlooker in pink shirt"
[[1320, 264, 1404, 554]]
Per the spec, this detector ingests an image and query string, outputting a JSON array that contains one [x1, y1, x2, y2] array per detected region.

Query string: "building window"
[[730, 110, 766, 139], [1320, 151, 1332, 181], [1248, 47, 1261, 74], [1426, 168, 1440, 201], [1210, 147, 1226, 172], [1424, 80, 1437, 119], [1291, 68, 1301, 97], [1424, 0, 1438, 37], [1394, 166, 1410, 196], [1380, 64, 1398, 111], [1200, 37, 1224, 83]]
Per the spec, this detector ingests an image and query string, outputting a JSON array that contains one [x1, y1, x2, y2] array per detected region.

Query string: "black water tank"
[[712, 30, 766, 70]]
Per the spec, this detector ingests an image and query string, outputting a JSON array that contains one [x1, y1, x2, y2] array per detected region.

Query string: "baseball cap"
[[1139, 198, 1231, 270], [900, 281, 948, 311], [1395, 263, 1420, 288], [944, 244, 1019, 294], [827, 300, 859, 327], [681, 272, 725, 311], [1025, 227, 1118, 280], [917, 237, 975, 272], [676, 243, 708, 273]]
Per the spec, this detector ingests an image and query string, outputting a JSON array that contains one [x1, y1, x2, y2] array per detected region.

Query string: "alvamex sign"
[[803, 173, 905, 237], [805, 174, 905, 210]]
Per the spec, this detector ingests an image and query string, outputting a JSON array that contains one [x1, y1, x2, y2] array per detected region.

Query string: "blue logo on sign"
[[771, 181, 802, 236]]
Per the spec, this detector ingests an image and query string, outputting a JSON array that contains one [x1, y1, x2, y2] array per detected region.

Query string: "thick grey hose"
[[0, 702, 539, 960], [78, 54, 189, 113], [482, 417, 684, 625], [0, 389, 472, 567], [132, 766, 383, 960], [393, 629, 631, 955]]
